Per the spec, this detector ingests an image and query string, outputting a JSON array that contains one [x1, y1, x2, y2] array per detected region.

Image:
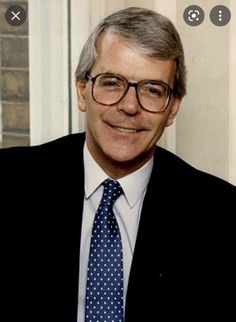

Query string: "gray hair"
[[75, 7, 186, 97]]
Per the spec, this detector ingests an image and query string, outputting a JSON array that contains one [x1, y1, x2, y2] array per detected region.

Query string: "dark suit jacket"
[[1, 133, 235, 322]]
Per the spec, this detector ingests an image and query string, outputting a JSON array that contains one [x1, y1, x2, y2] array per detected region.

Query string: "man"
[[0, 7, 235, 322]]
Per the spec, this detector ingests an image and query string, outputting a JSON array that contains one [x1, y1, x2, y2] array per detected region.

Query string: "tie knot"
[[100, 178, 123, 206]]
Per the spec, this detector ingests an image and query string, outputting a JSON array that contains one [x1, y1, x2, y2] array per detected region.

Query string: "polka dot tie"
[[85, 179, 124, 322]]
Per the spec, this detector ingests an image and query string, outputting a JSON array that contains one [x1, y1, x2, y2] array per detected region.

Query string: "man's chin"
[[105, 147, 153, 166]]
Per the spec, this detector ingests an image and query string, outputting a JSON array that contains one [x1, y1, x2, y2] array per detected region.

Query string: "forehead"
[[92, 31, 176, 83]]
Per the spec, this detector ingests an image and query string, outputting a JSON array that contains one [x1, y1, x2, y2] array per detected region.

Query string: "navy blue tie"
[[85, 179, 124, 322]]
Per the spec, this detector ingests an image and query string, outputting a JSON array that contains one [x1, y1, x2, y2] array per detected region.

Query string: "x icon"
[[11, 11, 21, 21], [5, 5, 27, 26]]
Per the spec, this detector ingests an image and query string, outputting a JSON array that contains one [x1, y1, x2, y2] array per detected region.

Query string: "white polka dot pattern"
[[85, 179, 124, 322]]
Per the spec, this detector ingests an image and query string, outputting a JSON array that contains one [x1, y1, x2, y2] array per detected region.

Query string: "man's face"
[[76, 31, 181, 177]]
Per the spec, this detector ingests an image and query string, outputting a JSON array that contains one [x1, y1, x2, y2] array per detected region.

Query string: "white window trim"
[[70, 0, 91, 134], [28, 0, 70, 145]]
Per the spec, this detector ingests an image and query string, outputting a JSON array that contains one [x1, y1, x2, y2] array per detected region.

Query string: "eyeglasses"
[[86, 73, 175, 113]]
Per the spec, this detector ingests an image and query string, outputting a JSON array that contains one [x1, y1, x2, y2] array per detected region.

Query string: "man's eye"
[[148, 87, 161, 96], [103, 80, 118, 86], [142, 83, 166, 97], [101, 77, 123, 87]]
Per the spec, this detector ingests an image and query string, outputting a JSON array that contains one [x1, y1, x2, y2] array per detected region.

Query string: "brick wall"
[[0, 0, 29, 147]]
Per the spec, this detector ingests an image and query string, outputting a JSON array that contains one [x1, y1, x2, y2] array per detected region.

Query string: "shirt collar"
[[83, 142, 154, 208], [84, 143, 109, 199]]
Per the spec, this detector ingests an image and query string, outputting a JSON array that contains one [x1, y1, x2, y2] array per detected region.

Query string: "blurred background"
[[0, 0, 235, 185]]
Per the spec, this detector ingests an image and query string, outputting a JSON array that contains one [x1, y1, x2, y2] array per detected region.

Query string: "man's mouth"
[[113, 126, 139, 133]]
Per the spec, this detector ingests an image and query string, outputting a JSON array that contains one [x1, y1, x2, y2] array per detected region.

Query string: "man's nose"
[[117, 86, 141, 115]]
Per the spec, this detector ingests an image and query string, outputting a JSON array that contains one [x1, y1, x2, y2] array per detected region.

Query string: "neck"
[[87, 144, 155, 180]]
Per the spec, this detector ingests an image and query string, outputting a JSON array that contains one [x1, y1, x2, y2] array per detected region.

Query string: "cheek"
[[149, 115, 169, 142], [151, 115, 168, 132], [84, 98, 104, 129]]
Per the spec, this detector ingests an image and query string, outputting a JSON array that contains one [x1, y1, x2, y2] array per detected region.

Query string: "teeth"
[[115, 127, 138, 133]]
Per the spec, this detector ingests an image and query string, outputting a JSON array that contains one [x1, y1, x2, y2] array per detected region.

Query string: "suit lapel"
[[52, 133, 85, 322], [125, 147, 180, 321]]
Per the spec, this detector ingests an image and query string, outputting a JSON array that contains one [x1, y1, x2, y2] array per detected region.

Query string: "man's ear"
[[75, 79, 87, 112], [166, 96, 181, 127]]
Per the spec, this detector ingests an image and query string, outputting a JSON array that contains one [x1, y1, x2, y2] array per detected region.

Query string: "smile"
[[112, 126, 140, 133]]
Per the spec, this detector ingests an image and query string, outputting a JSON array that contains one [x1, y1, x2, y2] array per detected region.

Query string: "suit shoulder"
[[0, 133, 85, 160], [0, 133, 85, 189], [155, 146, 236, 193]]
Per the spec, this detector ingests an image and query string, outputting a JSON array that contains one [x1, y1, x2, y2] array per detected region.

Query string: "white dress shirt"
[[77, 142, 153, 322]]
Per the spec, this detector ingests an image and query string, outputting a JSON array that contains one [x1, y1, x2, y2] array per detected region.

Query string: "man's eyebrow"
[[99, 71, 166, 82]]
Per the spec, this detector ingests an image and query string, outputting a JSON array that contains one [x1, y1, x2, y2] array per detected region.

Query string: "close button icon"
[[5, 5, 27, 26]]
